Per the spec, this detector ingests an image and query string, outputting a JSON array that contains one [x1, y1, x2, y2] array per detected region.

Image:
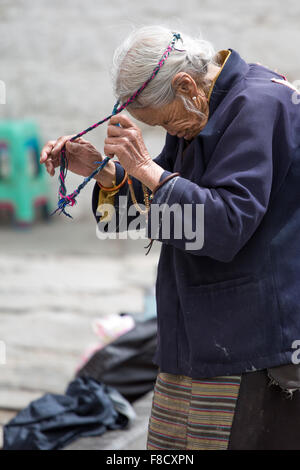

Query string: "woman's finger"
[[74, 137, 90, 144], [65, 141, 80, 154], [50, 154, 60, 168], [107, 125, 123, 137], [40, 140, 56, 163], [104, 142, 121, 158], [109, 114, 137, 129], [107, 124, 137, 139], [51, 134, 75, 157], [104, 136, 131, 146], [45, 159, 55, 176]]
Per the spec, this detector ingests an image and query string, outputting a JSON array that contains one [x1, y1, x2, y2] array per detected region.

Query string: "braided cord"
[[52, 33, 181, 218]]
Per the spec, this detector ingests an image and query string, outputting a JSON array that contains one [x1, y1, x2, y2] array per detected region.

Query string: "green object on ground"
[[0, 120, 49, 223]]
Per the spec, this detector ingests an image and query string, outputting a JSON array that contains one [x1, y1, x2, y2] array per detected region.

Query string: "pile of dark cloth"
[[3, 377, 135, 450]]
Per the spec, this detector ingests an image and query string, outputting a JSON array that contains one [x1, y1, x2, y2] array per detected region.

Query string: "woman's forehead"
[[129, 106, 164, 126]]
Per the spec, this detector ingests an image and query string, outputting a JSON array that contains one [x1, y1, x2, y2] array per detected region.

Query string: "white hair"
[[111, 25, 218, 117]]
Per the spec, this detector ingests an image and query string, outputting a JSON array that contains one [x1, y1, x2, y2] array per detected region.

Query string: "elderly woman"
[[41, 26, 300, 450]]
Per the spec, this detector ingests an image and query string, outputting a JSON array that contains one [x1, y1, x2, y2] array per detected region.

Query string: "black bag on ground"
[[76, 316, 158, 403]]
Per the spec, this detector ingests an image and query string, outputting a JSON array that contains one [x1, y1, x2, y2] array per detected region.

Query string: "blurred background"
[[0, 0, 300, 447]]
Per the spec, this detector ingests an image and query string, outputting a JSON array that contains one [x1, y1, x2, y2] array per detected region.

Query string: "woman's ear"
[[172, 72, 198, 98]]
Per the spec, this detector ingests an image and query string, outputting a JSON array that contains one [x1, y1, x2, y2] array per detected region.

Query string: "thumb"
[[74, 137, 90, 144], [65, 140, 80, 155]]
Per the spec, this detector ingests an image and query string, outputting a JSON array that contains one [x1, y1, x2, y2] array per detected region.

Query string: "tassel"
[[144, 239, 154, 256]]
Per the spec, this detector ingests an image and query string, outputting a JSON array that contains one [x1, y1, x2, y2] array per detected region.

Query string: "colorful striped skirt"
[[146, 371, 241, 450], [147, 368, 300, 450]]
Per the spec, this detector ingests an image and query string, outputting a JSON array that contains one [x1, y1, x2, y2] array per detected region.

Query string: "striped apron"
[[146, 371, 241, 450]]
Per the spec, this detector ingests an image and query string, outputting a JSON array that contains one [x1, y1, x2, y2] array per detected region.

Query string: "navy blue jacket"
[[92, 48, 300, 378]]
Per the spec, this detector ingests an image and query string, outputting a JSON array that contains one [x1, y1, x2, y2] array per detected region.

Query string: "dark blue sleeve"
[[146, 95, 280, 262]]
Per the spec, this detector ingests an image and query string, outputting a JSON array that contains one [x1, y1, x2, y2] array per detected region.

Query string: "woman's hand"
[[104, 114, 164, 190], [40, 135, 116, 187], [104, 115, 154, 180]]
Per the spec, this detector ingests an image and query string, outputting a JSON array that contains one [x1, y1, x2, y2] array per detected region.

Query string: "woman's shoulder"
[[244, 63, 298, 108], [214, 65, 298, 131]]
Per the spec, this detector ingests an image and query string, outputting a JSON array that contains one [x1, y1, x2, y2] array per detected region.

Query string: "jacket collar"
[[175, 49, 250, 146], [207, 48, 250, 117]]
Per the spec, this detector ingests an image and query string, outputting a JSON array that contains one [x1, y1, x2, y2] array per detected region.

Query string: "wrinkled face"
[[128, 96, 209, 141]]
